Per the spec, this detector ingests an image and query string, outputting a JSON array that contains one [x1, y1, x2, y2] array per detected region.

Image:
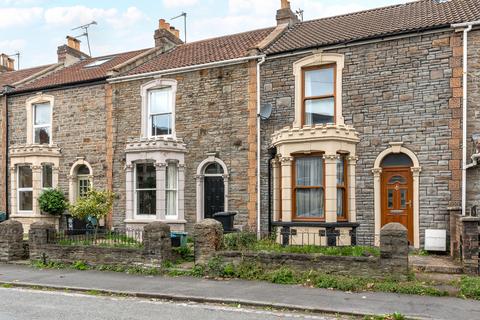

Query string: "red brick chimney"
[[276, 0, 299, 25], [0, 54, 15, 72], [154, 19, 183, 52], [57, 36, 90, 66]]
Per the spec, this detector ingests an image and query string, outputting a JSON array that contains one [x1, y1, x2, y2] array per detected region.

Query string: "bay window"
[[148, 88, 173, 136], [336, 155, 348, 220], [302, 64, 335, 126], [293, 155, 325, 220], [165, 163, 177, 218], [135, 163, 156, 216], [42, 164, 53, 189], [18, 165, 33, 212], [33, 102, 51, 144]]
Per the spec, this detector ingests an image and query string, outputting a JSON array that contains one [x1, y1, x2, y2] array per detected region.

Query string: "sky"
[[0, 0, 416, 69]]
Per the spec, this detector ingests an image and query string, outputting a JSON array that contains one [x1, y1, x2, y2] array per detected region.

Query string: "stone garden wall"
[[0, 220, 26, 261], [28, 221, 172, 267], [450, 212, 479, 274], [194, 220, 409, 279]]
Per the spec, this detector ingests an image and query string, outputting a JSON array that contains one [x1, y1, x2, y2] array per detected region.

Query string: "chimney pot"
[[281, 0, 290, 9], [276, 0, 299, 26], [66, 36, 81, 51], [154, 18, 183, 50], [0, 53, 15, 72]]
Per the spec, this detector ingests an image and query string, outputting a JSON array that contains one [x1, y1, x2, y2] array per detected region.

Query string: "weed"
[[364, 313, 405, 320], [459, 276, 480, 300], [72, 261, 89, 270], [1, 284, 13, 288]]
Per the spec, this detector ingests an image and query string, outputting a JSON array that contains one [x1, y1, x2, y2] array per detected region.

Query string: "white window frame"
[[134, 162, 157, 219], [148, 88, 173, 138], [32, 102, 52, 145], [141, 79, 177, 139], [25, 94, 54, 145], [17, 165, 33, 213], [165, 162, 178, 219]]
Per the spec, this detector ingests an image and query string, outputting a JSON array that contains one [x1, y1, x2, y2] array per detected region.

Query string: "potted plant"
[[68, 188, 115, 242]]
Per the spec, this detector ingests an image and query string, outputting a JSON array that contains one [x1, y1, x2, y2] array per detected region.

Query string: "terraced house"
[[1, 0, 480, 251]]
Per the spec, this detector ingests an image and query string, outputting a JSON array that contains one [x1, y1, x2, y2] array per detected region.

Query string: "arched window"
[[76, 165, 91, 198], [68, 160, 93, 203], [381, 153, 413, 168]]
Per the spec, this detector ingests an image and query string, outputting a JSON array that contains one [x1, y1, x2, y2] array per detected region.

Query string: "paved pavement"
[[0, 287, 341, 320], [0, 263, 479, 320]]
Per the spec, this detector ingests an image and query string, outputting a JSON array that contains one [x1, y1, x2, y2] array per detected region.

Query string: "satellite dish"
[[259, 103, 272, 120]]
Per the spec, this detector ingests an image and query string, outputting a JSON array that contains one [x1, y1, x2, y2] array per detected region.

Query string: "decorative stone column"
[[155, 162, 167, 221], [195, 174, 204, 222], [272, 158, 281, 221], [10, 166, 17, 216], [372, 168, 382, 246], [411, 167, 421, 249], [67, 175, 78, 203], [347, 156, 358, 222], [52, 166, 59, 188], [177, 164, 186, 222], [324, 154, 338, 223], [280, 156, 293, 222], [125, 164, 134, 220], [31, 165, 42, 215]]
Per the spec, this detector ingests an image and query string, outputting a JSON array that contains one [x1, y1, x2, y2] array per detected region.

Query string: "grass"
[[364, 313, 405, 320], [223, 232, 380, 257], [458, 276, 480, 300], [30, 257, 452, 299]]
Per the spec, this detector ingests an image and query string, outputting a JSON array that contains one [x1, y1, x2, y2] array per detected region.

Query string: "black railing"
[[47, 228, 144, 248]]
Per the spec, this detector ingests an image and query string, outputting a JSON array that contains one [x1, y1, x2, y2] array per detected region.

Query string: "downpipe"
[[256, 55, 266, 237]]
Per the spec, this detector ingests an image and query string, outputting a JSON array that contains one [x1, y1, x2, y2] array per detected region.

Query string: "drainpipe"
[[451, 21, 480, 216], [1, 87, 9, 219], [256, 55, 266, 237], [267, 147, 277, 233]]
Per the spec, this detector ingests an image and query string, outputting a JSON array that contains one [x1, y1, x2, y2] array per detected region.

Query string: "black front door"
[[204, 176, 224, 219]]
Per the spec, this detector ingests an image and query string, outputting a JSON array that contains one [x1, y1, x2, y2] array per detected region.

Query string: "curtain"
[[296, 157, 323, 186], [295, 157, 324, 218], [166, 164, 177, 217], [296, 189, 324, 218]]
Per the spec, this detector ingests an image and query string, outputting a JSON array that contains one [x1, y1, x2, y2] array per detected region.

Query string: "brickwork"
[[111, 64, 252, 230], [260, 32, 456, 245]]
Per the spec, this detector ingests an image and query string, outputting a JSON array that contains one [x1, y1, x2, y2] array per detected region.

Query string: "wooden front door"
[[381, 168, 414, 244], [204, 176, 224, 219]]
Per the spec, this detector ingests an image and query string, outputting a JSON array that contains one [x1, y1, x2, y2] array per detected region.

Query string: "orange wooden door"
[[381, 168, 413, 244]]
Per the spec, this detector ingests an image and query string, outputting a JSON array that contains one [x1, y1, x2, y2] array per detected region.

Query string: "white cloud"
[[107, 6, 146, 29], [163, 0, 198, 8], [0, 7, 43, 29], [0, 0, 43, 5], [44, 6, 117, 26], [0, 39, 27, 53]]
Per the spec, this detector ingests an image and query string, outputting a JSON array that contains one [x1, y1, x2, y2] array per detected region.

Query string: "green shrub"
[[268, 267, 296, 284], [223, 232, 257, 250], [38, 188, 68, 215], [460, 276, 480, 300], [222, 263, 236, 277], [172, 246, 194, 262], [72, 261, 89, 270]]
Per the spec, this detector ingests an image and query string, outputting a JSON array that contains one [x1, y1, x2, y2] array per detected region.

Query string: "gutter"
[[256, 55, 266, 237], [451, 20, 480, 216], [108, 55, 266, 83]]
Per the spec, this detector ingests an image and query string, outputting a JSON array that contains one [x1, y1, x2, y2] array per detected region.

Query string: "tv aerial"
[[72, 21, 97, 56], [171, 12, 187, 43]]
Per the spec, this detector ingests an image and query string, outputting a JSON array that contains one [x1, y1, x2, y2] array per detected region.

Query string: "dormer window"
[[303, 64, 335, 125], [148, 87, 173, 136], [33, 102, 51, 144]]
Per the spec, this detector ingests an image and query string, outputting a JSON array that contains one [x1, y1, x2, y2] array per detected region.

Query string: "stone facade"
[[111, 64, 256, 231], [7, 84, 110, 230], [260, 31, 458, 247]]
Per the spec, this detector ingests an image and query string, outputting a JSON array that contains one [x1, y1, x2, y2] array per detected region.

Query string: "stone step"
[[410, 263, 463, 274]]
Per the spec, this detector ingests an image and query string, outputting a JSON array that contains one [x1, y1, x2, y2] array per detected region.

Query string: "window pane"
[[166, 191, 177, 216], [19, 191, 33, 211], [296, 157, 323, 186], [387, 189, 394, 209], [34, 127, 50, 144], [205, 163, 223, 174], [34, 103, 51, 125], [337, 157, 345, 184], [77, 165, 90, 175], [149, 88, 171, 114], [136, 163, 156, 189], [400, 189, 407, 209], [388, 175, 407, 185], [42, 165, 53, 188], [381, 153, 413, 167], [296, 188, 324, 218], [166, 164, 177, 189], [337, 188, 345, 217], [18, 166, 32, 188], [305, 67, 334, 97], [305, 98, 334, 125], [151, 114, 171, 136], [137, 190, 156, 215], [78, 178, 89, 198]]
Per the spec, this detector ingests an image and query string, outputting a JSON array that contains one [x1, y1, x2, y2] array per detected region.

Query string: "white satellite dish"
[[259, 103, 272, 120]]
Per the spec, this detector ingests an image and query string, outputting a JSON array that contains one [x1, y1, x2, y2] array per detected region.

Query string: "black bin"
[[213, 211, 237, 232]]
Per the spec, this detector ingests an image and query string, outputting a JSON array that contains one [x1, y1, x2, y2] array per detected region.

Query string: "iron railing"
[[47, 228, 144, 248]]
